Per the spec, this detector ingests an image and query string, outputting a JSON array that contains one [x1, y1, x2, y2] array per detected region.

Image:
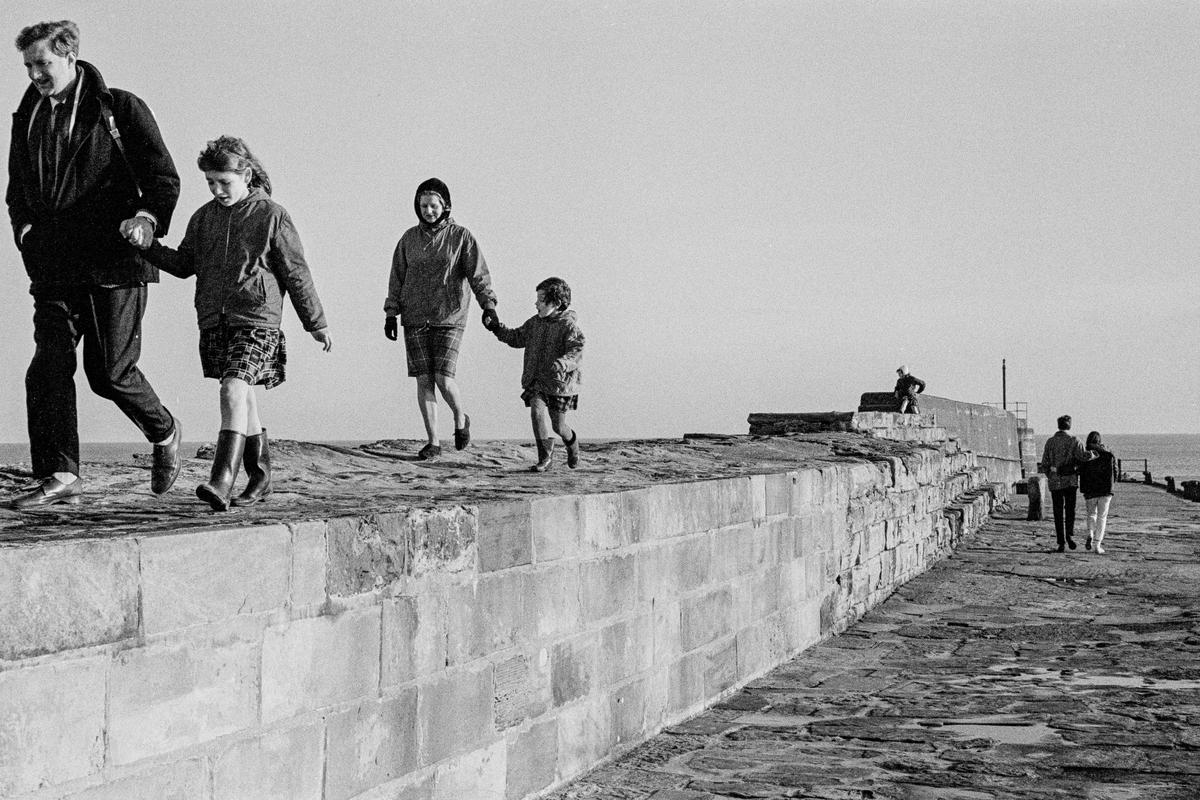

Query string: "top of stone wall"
[[0, 433, 946, 544]]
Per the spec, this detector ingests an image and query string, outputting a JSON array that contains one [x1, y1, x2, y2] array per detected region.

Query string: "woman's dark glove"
[[481, 308, 500, 331], [384, 316, 398, 341]]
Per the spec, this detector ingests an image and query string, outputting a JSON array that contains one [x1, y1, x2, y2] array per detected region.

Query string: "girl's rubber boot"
[[232, 429, 272, 506], [565, 432, 580, 469], [196, 430, 246, 512], [532, 439, 556, 472]]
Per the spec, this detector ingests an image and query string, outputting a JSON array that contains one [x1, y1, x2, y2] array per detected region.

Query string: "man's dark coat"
[[6, 59, 179, 288]]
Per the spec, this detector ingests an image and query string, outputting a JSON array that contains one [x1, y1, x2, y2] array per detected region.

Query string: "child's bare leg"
[[219, 378, 252, 433], [244, 386, 263, 436], [415, 374, 438, 446], [550, 409, 574, 443], [530, 397, 553, 440], [434, 374, 468, 429]]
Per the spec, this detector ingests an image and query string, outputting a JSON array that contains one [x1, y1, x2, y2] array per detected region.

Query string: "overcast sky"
[[2, 1, 1196, 444]]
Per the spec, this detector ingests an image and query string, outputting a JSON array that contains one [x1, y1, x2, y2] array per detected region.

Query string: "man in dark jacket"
[[6, 20, 183, 508], [894, 365, 926, 414]]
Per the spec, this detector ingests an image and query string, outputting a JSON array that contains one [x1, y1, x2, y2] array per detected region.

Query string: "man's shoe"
[[151, 417, 183, 495], [1056, 544, 1066, 553], [1085, 537, 1093, 550], [454, 415, 471, 450], [8, 477, 84, 509], [417, 443, 442, 461], [1067, 538, 1077, 550]]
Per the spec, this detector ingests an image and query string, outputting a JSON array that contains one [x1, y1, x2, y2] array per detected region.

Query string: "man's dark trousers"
[[27, 284, 174, 478], [1049, 486, 1077, 547]]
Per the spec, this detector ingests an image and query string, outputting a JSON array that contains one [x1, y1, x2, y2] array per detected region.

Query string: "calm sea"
[[2, 434, 1197, 482]]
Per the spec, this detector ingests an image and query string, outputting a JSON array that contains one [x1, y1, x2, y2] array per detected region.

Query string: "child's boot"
[[232, 429, 272, 506], [197, 430, 246, 512], [532, 438, 556, 472], [565, 431, 580, 469]]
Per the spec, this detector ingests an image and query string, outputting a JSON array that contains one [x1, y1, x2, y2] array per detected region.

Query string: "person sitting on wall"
[[894, 365, 926, 414]]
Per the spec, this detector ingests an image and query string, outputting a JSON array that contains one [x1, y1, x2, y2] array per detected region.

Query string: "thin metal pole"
[[1002, 359, 1007, 410]]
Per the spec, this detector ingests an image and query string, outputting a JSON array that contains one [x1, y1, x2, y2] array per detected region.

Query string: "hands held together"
[[119, 217, 155, 249]]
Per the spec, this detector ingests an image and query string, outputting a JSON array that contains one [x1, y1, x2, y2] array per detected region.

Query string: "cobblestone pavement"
[[550, 484, 1200, 800]]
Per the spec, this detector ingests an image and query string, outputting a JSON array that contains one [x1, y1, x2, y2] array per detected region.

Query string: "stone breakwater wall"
[[0, 449, 1005, 800]]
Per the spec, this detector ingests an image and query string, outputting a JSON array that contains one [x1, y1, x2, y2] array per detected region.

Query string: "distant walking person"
[[139, 136, 331, 511], [487, 277, 585, 472], [384, 178, 498, 460], [6, 20, 183, 508], [1040, 415, 1096, 552], [894, 365, 926, 414], [1079, 431, 1117, 554]]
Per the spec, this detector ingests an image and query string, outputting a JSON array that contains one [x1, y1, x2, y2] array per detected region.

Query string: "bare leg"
[[530, 397, 553, 439], [416, 374, 438, 446], [435, 374, 467, 429], [244, 385, 263, 436], [550, 409, 574, 443], [219, 378, 252, 434]]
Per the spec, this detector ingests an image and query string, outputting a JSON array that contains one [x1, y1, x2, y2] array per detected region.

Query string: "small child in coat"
[[486, 277, 584, 471]]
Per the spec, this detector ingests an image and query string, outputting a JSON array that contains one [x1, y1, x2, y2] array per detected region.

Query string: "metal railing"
[[984, 400, 1028, 427]]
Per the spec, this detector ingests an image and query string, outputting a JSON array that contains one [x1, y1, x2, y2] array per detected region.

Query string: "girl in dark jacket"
[[140, 136, 332, 510], [1078, 431, 1117, 553], [488, 277, 585, 471]]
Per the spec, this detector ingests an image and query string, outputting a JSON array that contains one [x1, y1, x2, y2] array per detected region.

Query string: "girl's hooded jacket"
[[144, 187, 326, 332], [493, 310, 584, 397], [384, 178, 496, 328]]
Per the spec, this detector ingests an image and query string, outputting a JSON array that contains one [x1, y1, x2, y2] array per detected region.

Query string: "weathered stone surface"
[[108, 635, 259, 764], [290, 519, 328, 608], [0, 658, 106, 796], [64, 759, 208, 800], [212, 725, 324, 800], [382, 593, 446, 687], [506, 718, 558, 800], [325, 691, 419, 800], [261, 607, 381, 722], [477, 500, 533, 572], [418, 664, 495, 766], [548, 485, 1200, 800], [430, 740, 506, 800], [0, 539, 138, 659], [140, 525, 290, 633], [446, 570, 530, 664]]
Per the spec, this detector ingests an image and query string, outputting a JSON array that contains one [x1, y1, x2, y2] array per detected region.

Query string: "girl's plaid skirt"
[[199, 324, 287, 389], [521, 389, 579, 412]]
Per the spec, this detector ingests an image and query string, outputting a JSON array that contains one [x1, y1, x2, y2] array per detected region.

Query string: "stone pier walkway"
[[550, 484, 1200, 799]]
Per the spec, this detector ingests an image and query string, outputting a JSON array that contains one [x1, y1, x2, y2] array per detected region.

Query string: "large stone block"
[[679, 587, 733, 652], [670, 536, 712, 594], [530, 495, 582, 562], [447, 571, 530, 664], [0, 658, 106, 796], [262, 607, 382, 722], [431, 740, 506, 800], [610, 676, 650, 745], [325, 690, 419, 800], [63, 759, 208, 800], [108, 635, 259, 764], [528, 563, 582, 641], [418, 664, 495, 766], [140, 525, 290, 634], [327, 509, 477, 596], [212, 724, 324, 800], [763, 472, 793, 516], [551, 631, 598, 707], [382, 593, 446, 688], [599, 614, 654, 685], [0, 540, 138, 660], [579, 554, 638, 623], [652, 598, 681, 666], [493, 651, 550, 730], [505, 718, 558, 800], [556, 696, 614, 783], [477, 501, 533, 572], [290, 520, 328, 608]]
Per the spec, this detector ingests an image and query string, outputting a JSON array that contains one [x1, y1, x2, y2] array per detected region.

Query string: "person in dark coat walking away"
[[894, 365, 925, 413], [487, 277, 584, 472], [5, 20, 183, 508], [139, 136, 331, 511], [1039, 414, 1096, 552], [384, 178, 498, 460], [1078, 430, 1117, 554]]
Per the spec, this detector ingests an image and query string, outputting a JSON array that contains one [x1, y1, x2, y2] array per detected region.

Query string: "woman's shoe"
[[417, 443, 442, 461], [565, 432, 580, 469], [1096, 544, 1106, 554], [454, 415, 471, 450], [1085, 537, 1093, 550], [531, 439, 555, 472]]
